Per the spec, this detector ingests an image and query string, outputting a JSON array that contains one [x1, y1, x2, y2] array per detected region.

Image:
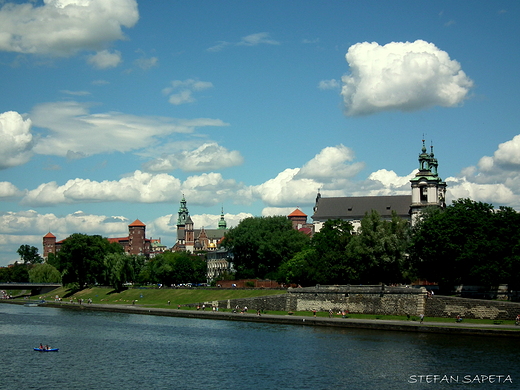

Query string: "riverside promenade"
[[7, 300, 520, 338]]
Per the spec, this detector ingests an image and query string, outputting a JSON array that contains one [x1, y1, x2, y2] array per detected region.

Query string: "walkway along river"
[[3, 299, 520, 338]]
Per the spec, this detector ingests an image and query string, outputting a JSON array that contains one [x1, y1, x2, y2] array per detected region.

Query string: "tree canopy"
[[279, 213, 410, 286], [410, 198, 520, 290], [221, 216, 310, 279], [54, 233, 124, 289], [278, 219, 354, 285], [141, 251, 206, 285], [17, 245, 43, 264], [347, 210, 410, 284], [28, 263, 61, 283]]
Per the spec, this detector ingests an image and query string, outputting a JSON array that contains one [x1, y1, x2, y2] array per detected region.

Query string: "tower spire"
[[410, 139, 447, 225], [218, 206, 227, 229], [177, 195, 190, 226]]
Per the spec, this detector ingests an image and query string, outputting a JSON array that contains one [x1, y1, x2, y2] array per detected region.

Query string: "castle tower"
[[410, 140, 447, 223], [288, 208, 308, 230], [43, 232, 56, 259], [128, 219, 147, 255]]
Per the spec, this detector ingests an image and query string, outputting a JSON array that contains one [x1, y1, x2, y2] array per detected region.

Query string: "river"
[[1, 303, 518, 389]]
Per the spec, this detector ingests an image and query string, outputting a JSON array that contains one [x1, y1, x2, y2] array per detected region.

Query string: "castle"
[[42, 219, 157, 259], [41, 141, 445, 265]]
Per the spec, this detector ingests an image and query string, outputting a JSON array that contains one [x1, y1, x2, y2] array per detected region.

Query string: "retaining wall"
[[190, 285, 520, 320], [424, 295, 520, 320]]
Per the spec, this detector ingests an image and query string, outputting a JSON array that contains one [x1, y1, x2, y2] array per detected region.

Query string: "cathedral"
[[172, 196, 228, 253], [312, 140, 446, 231]]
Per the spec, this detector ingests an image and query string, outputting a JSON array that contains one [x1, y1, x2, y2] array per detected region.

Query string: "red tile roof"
[[107, 237, 128, 244], [129, 219, 146, 227], [298, 227, 313, 236], [43, 232, 56, 238], [288, 209, 307, 217]]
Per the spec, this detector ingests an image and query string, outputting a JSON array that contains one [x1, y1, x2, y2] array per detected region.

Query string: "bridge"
[[0, 283, 61, 295]]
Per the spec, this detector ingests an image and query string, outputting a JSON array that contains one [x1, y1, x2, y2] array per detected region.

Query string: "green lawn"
[[12, 286, 520, 327], [34, 286, 285, 308]]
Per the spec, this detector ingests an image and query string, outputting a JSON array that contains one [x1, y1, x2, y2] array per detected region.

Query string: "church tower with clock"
[[410, 140, 447, 223]]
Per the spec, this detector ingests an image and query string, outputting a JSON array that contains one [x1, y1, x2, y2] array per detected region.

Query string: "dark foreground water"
[[1, 303, 519, 390]]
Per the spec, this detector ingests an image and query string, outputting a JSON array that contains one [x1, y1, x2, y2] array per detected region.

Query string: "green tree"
[[103, 253, 135, 291], [140, 251, 206, 285], [310, 219, 355, 284], [0, 267, 10, 282], [278, 247, 318, 286], [0, 263, 30, 282], [409, 198, 520, 290], [8, 262, 30, 282], [221, 216, 310, 279], [28, 263, 61, 283], [347, 211, 410, 284], [55, 233, 124, 289], [17, 245, 43, 264], [280, 219, 355, 285]]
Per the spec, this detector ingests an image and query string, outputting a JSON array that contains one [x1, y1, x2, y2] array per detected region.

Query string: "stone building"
[[312, 140, 446, 232], [172, 196, 228, 253], [42, 219, 152, 258], [172, 196, 233, 282]]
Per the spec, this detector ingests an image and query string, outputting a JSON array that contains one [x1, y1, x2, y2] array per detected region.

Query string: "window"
[[420, 187, 428, 202]]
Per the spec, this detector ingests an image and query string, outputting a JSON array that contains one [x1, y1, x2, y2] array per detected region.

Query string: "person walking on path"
[[420, 314, 424, 324]]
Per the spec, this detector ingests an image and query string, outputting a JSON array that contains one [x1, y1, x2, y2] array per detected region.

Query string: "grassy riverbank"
[[34, 286, 285, 309], [14, 286, 518, 327]]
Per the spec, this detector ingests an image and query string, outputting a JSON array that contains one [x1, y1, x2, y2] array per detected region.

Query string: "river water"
[[0, 303, 518, 390]]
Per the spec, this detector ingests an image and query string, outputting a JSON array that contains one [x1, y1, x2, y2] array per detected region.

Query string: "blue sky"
[[1, 0, 520, 266]]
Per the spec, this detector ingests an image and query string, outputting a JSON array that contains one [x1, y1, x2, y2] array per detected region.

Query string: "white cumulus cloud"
[[0, 111, 34, 169], [341, 40, 473, 116], [0, 0, 139, 57], [366, 169, 417, 195], [88, 49, 122, 69], [181, 172, 244, 206], [251, 168, 322, 207], [443, 134, 520, 209], [297, 144, 364, 180], [20, 170, 244, 207], [0, 182, 23, 198], [21, 171, 182, 206], [143, 142, 244, 173], [446, 177, 516, 206]]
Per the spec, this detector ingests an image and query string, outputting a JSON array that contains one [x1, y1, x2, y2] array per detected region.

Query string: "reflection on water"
[[0, 303, 518, 390]]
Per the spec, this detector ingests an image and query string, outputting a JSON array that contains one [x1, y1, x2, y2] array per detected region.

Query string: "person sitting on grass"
[[456, 315, 463, 323]]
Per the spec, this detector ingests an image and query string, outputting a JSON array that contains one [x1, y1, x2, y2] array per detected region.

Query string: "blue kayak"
[[34, 348, 59, 352]]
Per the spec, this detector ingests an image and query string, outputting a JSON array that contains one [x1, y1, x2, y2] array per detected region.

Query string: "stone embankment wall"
[[194, 285, 520, 319], [425, 295, 520, 320], [205, 285, 426, 316]]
